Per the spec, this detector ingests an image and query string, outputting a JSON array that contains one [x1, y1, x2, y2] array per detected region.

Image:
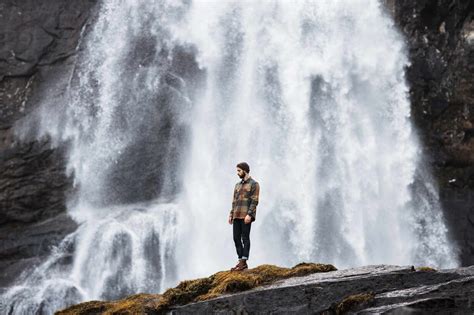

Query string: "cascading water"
[[2, 0, 459, 314]]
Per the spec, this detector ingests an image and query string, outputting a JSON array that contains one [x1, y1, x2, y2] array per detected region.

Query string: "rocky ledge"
[[56, 263, 474, 314]]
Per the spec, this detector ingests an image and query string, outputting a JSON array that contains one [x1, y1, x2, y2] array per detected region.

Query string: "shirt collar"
[[241, 176, 251, 184]]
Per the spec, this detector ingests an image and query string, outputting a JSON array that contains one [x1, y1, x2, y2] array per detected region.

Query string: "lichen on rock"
[[55, 262, 337, 314]]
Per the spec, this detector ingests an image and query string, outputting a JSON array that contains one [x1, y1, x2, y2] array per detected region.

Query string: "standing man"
[[228, 162, 260, 271]]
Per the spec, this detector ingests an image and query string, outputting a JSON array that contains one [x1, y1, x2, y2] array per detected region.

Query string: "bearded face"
[[237, 168, 246, 178]]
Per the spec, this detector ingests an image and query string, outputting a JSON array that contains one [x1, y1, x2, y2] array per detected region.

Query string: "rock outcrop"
[[168, 265, 474, 314], [0, 0, 98, 288], [388, 0, 474, 265], [55, 263, 474, 314]]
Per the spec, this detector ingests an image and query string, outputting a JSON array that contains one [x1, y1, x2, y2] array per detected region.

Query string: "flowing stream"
[[2, 1, 459, 314]]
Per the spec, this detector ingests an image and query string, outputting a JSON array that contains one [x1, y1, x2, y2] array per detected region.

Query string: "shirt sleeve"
[[247, 182, 260, 217], [229, 184, 236, 217]]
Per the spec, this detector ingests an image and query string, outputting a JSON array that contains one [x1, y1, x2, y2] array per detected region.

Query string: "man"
[[228, 162, 260, 271]]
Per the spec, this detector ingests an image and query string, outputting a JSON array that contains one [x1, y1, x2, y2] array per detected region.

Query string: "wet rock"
[[166, 264, 474, 314], [390, 1, 474, 265], [0, 0, 97, 289], [0, 212, 77, 289]]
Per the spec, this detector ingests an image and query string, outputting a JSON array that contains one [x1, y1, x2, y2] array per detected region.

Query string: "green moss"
[[166, 262, 336, 309], [161, 276, 215, 305], [335, 292, 376, 314], [55, 293, 162, 315], [55, 300, 111, 315], [56, 262, 337, 314], [416, 266, 437, 272]]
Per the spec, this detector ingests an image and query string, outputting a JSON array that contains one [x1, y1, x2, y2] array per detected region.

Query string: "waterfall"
[[2, 0, 459, 314]]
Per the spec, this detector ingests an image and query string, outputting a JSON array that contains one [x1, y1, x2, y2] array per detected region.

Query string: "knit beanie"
[[236, 162, 250, 173]]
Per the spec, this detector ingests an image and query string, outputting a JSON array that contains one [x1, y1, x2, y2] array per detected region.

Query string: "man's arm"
[[229, 184, 236, 217], [247, 182, 260, 218]]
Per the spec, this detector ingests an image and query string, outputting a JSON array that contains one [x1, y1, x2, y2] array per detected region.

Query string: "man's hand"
[[228, 215, 233, 225], [244, 214, 252, 224]]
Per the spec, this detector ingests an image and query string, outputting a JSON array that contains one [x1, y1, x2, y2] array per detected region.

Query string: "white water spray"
[[2, 0, 459, 314]]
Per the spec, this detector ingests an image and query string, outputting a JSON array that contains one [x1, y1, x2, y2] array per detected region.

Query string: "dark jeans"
[[232, 218, 252, 260]]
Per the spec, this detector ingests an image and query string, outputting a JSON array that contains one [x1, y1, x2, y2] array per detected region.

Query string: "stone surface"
[[0, 0, 98, 289], [389, 1, 474, 265], [167, 264, 474, 314]]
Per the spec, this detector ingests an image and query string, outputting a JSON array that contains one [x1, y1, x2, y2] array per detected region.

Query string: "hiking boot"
[[232, 259, 248, 271], [230, 259, 242, 271]]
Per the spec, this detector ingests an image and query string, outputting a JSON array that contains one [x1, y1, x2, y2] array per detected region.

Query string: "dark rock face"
[[388, 1, 474, 265], [168, 265, 474, 314], [0, 0, 98, 289]]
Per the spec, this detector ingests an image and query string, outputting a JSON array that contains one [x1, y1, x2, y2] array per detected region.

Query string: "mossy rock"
[[56, 262, 337, 314], [163, 276, 215, 305], [416, 266, 438, 272], [56, 293, 161, 315], [335, 292, 376, 314], [173, 262, 336, 305]]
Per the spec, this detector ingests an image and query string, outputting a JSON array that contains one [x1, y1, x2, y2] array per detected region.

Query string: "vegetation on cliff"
[[56, 262, 336, 314]]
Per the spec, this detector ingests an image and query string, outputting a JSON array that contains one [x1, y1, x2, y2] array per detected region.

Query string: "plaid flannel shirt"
[[229, 176, 260, 222]]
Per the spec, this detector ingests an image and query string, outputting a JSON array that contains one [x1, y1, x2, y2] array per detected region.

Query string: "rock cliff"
[[0, 0, 98, 288], [389, 0, 474, 265], [56, 263, 474, 314]]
